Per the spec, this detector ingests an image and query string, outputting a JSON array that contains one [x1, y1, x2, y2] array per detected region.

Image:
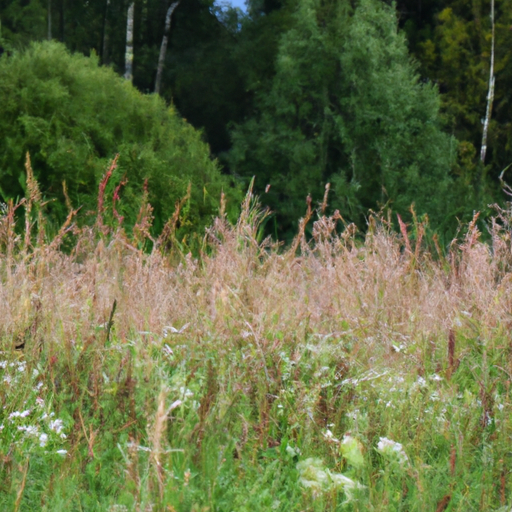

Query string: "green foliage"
[[230, 0, 456, 239], [0, 0, 46, 48], [415, 0, 512, 187], [0, 41, 240, 235]]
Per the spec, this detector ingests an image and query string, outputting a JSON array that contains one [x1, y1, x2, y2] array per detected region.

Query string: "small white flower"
[[377, 437, 408, 465], [56, 449, 68, 457], [285, 444, 300, 457], [9, 410, 31, 420], [323, 429, 340, 443], [18, 425, 39, 436], [49, 419, 64, 434], [179, 387, 193, 399], [415, 376, 427, 387], [39, 433, 48, 447]]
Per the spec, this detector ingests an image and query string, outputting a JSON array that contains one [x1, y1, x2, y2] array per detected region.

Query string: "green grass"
[[1, 178, 512, 511]]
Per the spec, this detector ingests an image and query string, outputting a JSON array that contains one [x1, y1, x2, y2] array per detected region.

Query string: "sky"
[[217, 0, 247, 11]]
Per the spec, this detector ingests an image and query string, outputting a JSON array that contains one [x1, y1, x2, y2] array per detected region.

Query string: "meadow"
[[1, 159, 512, 511]]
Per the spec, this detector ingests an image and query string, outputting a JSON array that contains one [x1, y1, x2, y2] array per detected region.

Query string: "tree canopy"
[[0, 0, 509, 241], [230, 0, 456, 238]]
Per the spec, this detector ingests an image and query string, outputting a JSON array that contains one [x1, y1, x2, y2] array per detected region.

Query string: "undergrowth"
[[1, 155, 512, 511]]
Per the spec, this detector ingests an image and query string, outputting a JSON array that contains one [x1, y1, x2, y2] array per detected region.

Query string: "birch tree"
[[155, 1, 180, 95], [480, 0, 495, 163], [124, 1, 134, 81]]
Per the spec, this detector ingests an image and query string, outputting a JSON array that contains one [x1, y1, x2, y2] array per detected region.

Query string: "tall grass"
[[1, 158, 512, 510]]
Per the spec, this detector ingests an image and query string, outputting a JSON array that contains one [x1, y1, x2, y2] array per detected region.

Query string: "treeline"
[[0, 0, 510, 241]]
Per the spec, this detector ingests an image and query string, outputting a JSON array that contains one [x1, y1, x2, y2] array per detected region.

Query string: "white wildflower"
[[285, 444, 300, 457], [9, 410, 31, 420], [377, 437, 409, 465], [18, 425, 39, 436], [414, 376, 427, 388], [297, 458, 365, 501], [328, 470, 366, 502], [56, 449, 68, 457], [296, 458, 329, 492], [179, 387, 193, 399], [323, 429, 340, 443], [39, 433, 48, 447], [49, 419, 65, 434]]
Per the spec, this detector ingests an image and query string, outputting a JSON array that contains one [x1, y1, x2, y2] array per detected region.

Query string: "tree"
[[230, 0, 455, 239], [416, 0, 512, 187], [0, 41, 240, 234], [155, 1, 180, 95], [124, 1, 134, 81]]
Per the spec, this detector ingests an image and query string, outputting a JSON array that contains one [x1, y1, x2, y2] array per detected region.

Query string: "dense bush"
[[0, 41, 240, 234]]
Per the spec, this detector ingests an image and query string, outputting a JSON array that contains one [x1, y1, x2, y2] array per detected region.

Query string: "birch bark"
[[480, 0, 495, 163], [154, 1, 180, 95], [124, 2, 135, 82]]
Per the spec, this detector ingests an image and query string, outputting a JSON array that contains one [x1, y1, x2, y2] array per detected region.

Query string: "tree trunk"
[[480, 0, 495, 163], [154, 1, 180, 95], [102, 0, 111, 65], [124, 2, 135, 81], [48, 0, 52, 40], [59, 0, 65, 42]]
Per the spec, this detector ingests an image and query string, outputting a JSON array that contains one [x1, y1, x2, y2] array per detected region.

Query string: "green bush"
[[0, 40, 240, 234]]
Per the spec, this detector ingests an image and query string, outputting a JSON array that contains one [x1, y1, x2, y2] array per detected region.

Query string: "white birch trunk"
[[124, 2, 135, 82], [480, 0, 495, 163], [154, 1, 180, 95]]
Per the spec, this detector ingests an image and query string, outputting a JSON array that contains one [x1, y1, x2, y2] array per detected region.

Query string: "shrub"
[[0, 40, 240, 235]]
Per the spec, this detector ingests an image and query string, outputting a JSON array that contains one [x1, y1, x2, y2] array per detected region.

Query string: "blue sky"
[[217, 0, 247, 11]]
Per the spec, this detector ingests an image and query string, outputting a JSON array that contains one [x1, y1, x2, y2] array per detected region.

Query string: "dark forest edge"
[[0, 0, 510, 244]]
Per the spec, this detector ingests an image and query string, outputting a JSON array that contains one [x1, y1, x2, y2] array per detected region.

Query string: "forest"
[[0, 0, 510, 242]]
